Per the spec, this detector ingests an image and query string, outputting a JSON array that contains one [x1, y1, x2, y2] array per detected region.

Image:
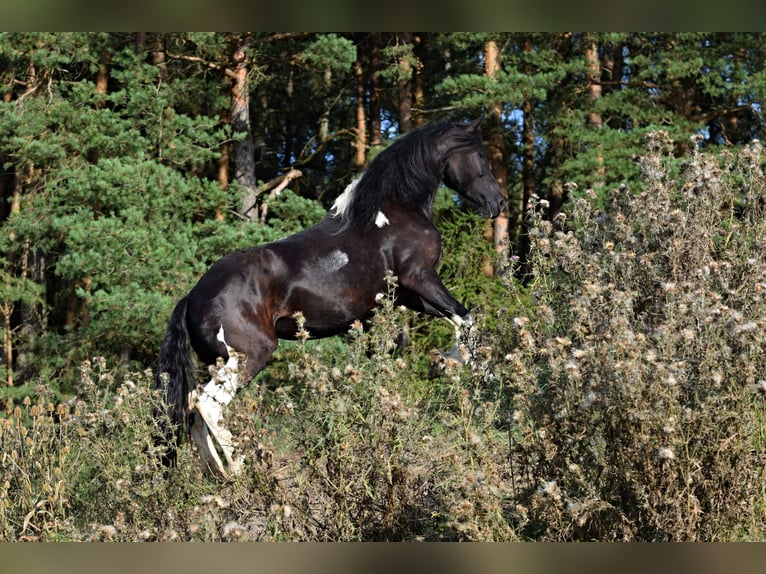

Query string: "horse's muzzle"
[[483, 197, 506, 219]]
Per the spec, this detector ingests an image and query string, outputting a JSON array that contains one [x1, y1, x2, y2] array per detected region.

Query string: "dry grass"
[[1, 133, 765, 541]]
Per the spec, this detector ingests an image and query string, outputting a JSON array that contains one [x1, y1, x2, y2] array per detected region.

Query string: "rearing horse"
[[156, 118, 506, 477]]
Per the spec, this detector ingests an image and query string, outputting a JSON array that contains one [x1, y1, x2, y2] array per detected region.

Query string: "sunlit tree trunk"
[[482, 40, 509, 278], [585, 38, 605, 190], [151, 34, 168, 80], [216, 141, 229, 221], [229, 42, 258, 218], [95, 51, 110, 107], [354, 59, 367, 171]]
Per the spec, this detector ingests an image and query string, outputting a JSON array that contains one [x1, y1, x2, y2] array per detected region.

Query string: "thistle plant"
[[500, 133, 766, 540]]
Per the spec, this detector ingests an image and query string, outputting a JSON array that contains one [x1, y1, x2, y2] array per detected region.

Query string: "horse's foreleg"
[[436, 311, 476, 364], [396, 283, 473, 360], [397, 272, 471, 324]]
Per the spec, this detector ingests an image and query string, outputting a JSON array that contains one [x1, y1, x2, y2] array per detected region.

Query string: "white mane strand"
[[330, 178, 360, 218]]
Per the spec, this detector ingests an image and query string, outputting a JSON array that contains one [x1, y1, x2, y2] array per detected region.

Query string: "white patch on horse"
[[330, 178, 359, 218], [317, 249, 349, 274], [375, 210, 390, 227]]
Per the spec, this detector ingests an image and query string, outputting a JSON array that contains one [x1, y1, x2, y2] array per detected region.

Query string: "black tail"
[[154, 295, 195, 467]]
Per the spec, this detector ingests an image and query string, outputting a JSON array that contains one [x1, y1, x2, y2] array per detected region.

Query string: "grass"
[[1, 132, 765, 540]]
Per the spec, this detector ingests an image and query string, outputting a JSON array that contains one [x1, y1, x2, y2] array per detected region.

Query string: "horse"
[[155, 117, 506, 477]]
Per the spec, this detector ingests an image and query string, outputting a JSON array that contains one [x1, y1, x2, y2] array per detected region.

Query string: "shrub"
[[259, 274, 516, 540]]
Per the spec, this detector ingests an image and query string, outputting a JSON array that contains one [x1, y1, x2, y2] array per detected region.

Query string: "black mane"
[[331, 121, 483, 229]]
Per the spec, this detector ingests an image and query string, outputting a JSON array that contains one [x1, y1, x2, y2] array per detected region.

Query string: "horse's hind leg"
[[190, 326, 274, 478], [189, 410, 227, 476], [190, 336, 244, 477]]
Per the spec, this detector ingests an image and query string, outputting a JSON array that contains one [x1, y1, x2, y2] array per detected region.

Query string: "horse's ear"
[[464, 114, 485, 132]]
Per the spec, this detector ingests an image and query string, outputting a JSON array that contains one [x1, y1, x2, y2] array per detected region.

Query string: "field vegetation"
[[2, 134, 764, 541]]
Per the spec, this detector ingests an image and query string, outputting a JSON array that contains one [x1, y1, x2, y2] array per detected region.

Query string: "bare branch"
[[164, 52, 225, 71], [240, 169, 304, 219]]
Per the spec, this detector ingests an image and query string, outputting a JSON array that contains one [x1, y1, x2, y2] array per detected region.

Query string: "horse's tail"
[[154, 295, 195, 467]]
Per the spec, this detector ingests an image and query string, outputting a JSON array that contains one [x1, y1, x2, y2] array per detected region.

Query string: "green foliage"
[[301, 34, 357, 75], [0, 34, 235, 376]]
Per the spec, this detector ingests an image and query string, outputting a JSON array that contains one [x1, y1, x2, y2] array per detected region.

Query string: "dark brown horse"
[[156, 118, 506, 476]]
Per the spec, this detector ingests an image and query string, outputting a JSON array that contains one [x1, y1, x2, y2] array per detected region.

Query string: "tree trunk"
[[66, 50, 112, 332], [318, 65, 332, 144], [95, 51, 111, 109], [2, 302, 12, 386], [602, 40, 624, 130], [15, 239, 45, 376], [411, 35, 425, 129], [584, 38, 605, 189], [397, 32, 415, 133], [229, 43, 258, 218], [11, 61, 48, 380], [216, 141, 229, 221], [151, 35, 168, 80], [353, 58, 367, 171], [369, 34, 382, 147], [482, 40, 509, 278], [0, 170, 22, 386], [518, 95, 536, 276], [547, 135, 567, 217]]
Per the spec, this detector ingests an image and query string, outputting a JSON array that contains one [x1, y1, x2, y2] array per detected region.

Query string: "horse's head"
[[440, 118, 506, 219]]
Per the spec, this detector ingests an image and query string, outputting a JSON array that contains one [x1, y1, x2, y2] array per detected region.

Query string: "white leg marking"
[[189, 406, 227, 478], [446, 312, 472, 329], [188, 326, 245, 477], [443, 313, 473, 364]]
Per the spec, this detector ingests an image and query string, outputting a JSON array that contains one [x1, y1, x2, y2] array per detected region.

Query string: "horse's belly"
[[274, 310, 373, 340], [275, 284, 378, 340]]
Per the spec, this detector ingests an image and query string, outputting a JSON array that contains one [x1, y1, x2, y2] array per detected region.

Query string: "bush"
[[268, 275, 516, 540]]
